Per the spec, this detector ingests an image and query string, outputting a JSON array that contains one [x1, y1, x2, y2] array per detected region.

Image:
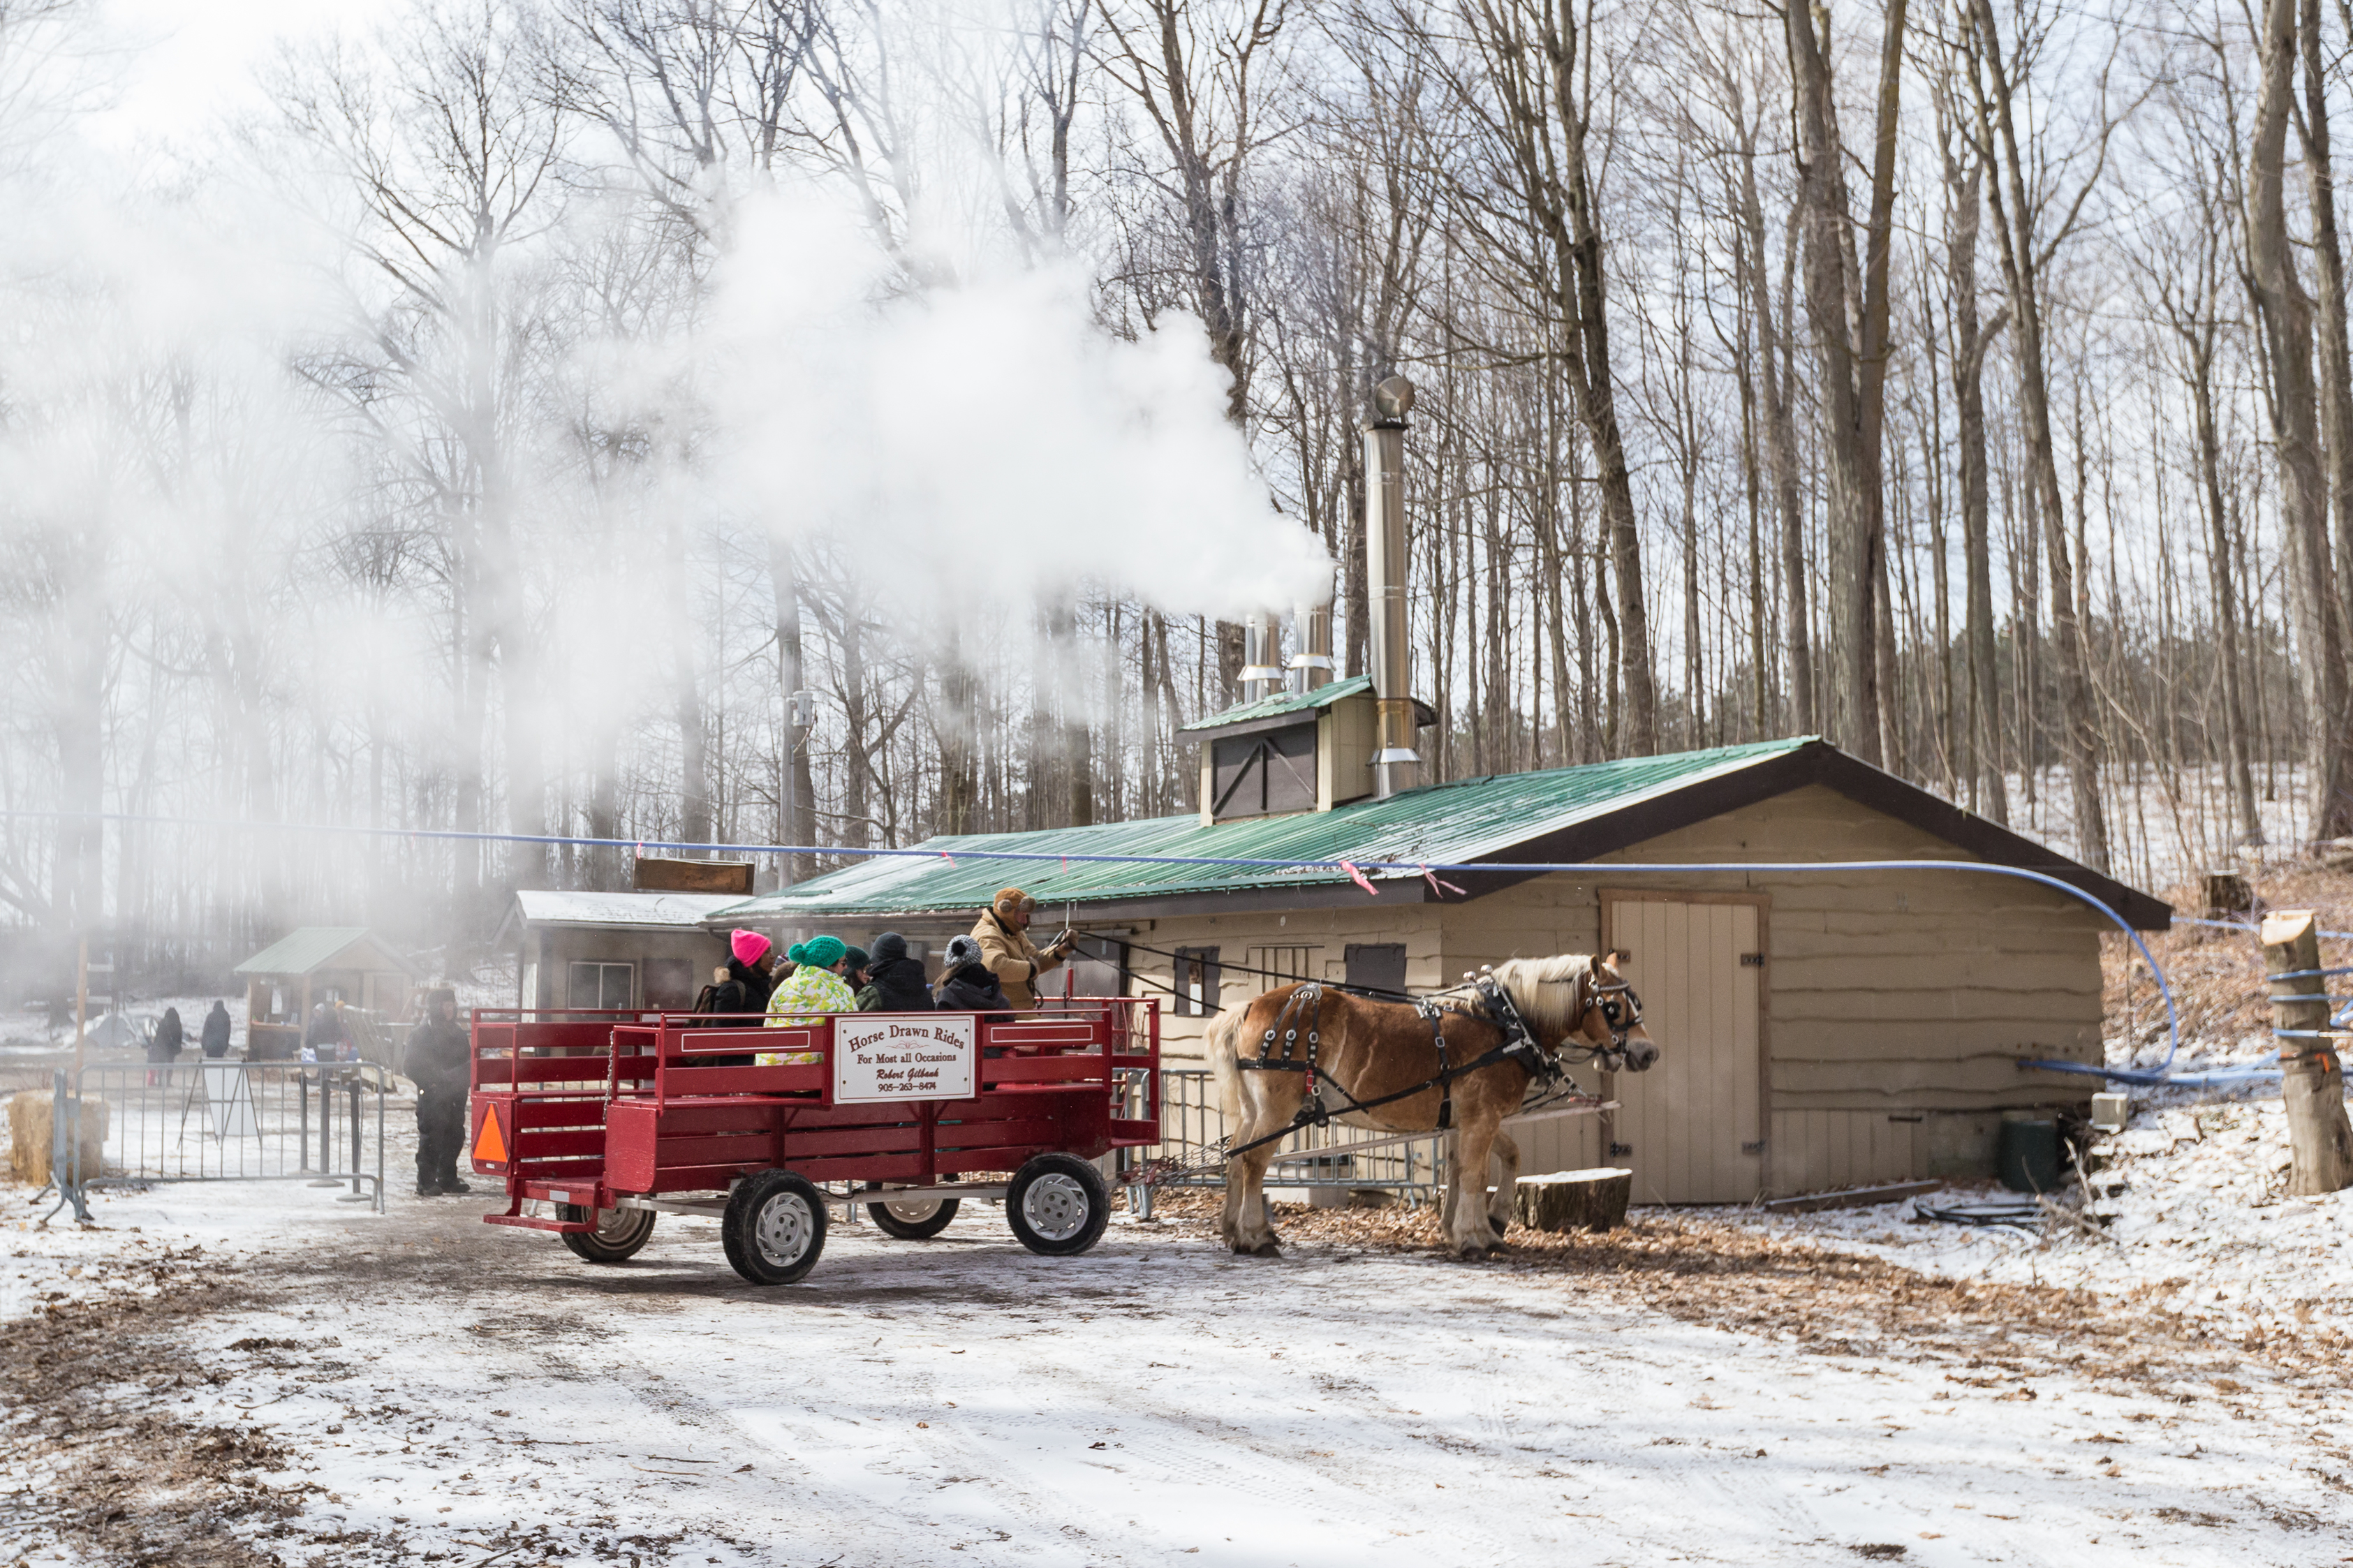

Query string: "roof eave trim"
[[1444, 741, 2171, 929]]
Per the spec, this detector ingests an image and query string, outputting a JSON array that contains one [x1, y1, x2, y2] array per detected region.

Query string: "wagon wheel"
[[721, 1170, 828, 1285], [558, 1204, 657, 1264], [862, 1181, 961, 1241], [1005, 1154, 1111, 1257]]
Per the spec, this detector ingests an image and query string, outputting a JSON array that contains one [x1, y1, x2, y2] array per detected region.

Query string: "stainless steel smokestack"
[[1240, 609, 1283, 701], [1290, 595, 1333, 693], [1365, 375, 1419, 796]]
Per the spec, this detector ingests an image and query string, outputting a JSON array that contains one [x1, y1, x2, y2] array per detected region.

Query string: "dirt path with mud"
[[4, 1185, 2347, 1567]]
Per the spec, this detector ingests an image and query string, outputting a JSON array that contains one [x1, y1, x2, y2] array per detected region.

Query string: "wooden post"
[[2261, 910, 2353, 1195]]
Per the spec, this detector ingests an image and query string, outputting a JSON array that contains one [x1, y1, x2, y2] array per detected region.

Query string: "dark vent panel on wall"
[[1211, 722, 1318, 820]]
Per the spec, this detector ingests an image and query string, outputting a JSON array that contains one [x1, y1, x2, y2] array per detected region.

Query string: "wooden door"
[[1602, 895, 1765, 1205]]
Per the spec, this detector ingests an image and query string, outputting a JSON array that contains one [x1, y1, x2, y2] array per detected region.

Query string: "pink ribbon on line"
[[1420, 864, 1468, 898], [1338, 860, 1380, 897]]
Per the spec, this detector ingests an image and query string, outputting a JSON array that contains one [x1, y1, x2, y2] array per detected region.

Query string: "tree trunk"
[[2250, 0, 2353, 838], [1967, 0, 2108, 870], [1783, 0, 1905, 765], [768, 536, 817, 880], [1944, 121, 2009, 823], [2262, 910, 2353, 1195]]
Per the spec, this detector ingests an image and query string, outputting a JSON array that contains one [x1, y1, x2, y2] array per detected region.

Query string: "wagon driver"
[[972, 888, 1074, 1009]]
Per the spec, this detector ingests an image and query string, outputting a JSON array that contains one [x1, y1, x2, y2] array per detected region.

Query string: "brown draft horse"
[[1207, 954, 1660, 1257]]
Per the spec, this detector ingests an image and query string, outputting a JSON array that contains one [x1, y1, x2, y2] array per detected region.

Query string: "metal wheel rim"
[[754, 1192, 814, 1266], [883, 1198, 945, 1223], [593, 1207, 640, 1243], [1021, 1173, 1090, 1242]]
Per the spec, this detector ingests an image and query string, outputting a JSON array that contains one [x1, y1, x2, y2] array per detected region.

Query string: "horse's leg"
[[1220, 1064, 1295, 1256], [1447, 1114, 1503, 1256], [1236, 1139, 1284, 1256], [1487, 1130, 1521, 1238]]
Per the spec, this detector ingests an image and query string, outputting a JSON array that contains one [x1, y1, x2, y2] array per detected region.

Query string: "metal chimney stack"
[[1290, 595, 1334, 693], [1365, 375, 1420, 797], [1240, 609, 1283, 702]]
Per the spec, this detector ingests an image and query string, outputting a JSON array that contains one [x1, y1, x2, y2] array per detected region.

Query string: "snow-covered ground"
[[6, 1095, 2350, 1568], [1728, 1097, 2353, 1347]]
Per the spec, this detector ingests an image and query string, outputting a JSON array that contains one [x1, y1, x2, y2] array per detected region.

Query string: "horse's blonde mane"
[[1485, 953, 1600, 1033]]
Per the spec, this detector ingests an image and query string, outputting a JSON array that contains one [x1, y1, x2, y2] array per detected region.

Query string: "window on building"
[[1172, 947, 1221, 1016], [1247, 945, 1320, 993], [1344, 942, 1408, 998], [568, 961, 634, 1011], [1209, 722, 1317, 820]]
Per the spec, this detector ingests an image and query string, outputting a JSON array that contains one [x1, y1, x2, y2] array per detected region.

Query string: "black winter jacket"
[[200, 1004, 232, 1057], [857, 955, 934, 1013], [935, 963, 1012, 1022], [406, 1016, 472, 1097], [147, 1009, 185, 1063], [698, 956, 774, 1023]]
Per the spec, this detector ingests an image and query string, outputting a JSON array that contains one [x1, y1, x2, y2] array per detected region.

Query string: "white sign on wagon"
[[831, 1014, 977, 1104]]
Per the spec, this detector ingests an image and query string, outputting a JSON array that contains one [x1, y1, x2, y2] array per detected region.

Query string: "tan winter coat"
[[972, 907, 1064, 1009]]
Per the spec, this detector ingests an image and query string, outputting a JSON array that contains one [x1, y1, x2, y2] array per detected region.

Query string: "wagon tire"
[[721, 1171, 827, 1285], [1005, 1154, 1110, 1257], [558, 1204, 656, 1264], [863, 1183, 961, 1240]]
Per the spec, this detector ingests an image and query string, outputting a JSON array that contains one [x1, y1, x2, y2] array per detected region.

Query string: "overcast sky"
[[86, 0, 399, 151]]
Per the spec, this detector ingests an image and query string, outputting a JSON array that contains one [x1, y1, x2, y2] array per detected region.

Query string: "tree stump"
[[2202, 870, 2254, 917], [1514, 1167, 1632, 1233], [2262, 910, 2353, 1196]]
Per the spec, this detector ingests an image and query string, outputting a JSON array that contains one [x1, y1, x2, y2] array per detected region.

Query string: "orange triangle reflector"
[[472, 1104, 509, 1164]]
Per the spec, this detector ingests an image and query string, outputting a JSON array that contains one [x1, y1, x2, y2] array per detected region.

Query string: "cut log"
[[1514, 1167, 1632, 1233], [7, 1092, 110, 1185], [2262, 910, 2353, 1195]]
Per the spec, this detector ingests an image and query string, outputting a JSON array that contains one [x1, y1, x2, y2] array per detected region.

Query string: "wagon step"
[[486, 1212, 596, 1236]]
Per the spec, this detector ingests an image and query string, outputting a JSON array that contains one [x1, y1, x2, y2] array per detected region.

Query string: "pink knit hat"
[[730, 929, 772, 966]]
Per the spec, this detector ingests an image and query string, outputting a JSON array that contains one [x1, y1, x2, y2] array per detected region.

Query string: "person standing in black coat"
[[146, 1007, 185, 1062], [934, 935, 1012, 1023], [406, 988, 472, 1197], [200, 1000, 233, 1058], [145, 1006, 186, 1085], [855, 932, 934, 1012]]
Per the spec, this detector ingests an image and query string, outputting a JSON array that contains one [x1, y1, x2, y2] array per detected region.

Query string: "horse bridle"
[[1590, 972, 1644, 1045], [1576, 968, 1645, 1071]]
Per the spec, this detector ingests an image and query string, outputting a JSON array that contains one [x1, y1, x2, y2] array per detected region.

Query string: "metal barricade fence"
[[49, 1060, 391, 1215], [1115, 1067, 1447, 1218]]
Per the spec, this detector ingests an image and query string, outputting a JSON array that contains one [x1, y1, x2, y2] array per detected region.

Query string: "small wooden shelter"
[[712, 736, 2169, 1205], [233, 929, 420, 1060], [496, 889, 751, 1014]]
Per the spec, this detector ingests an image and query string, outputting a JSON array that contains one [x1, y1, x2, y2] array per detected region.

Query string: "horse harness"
[[1227, 968, 1644, 1160]]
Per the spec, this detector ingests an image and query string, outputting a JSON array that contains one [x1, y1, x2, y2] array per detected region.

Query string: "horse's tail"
[[1205, 1003, 1248, 1125]]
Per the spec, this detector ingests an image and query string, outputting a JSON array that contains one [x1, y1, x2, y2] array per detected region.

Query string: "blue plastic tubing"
[[1, 808, 2205, 1090]]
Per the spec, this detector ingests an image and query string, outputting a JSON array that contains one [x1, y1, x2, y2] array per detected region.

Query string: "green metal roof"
[[1178, 674, 1372, 734], [718, 737, 1817, 921], [233, 928, 415, 977]]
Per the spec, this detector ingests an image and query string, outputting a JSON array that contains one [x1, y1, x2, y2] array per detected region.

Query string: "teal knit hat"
[[785, 942, 809, 965], [799, 935, 848, 969]]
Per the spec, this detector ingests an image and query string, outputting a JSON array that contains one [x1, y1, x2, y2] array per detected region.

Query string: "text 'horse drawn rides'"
[[466, 1000, 1161, 1285], [1205, 953, 1659, 1257]]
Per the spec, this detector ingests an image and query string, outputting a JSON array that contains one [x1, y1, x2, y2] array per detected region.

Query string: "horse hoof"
[[1251, 1240, 1283, 1258]]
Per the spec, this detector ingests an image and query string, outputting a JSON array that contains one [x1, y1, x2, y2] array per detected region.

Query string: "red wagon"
[[466, 1000, 1162, 1284]]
